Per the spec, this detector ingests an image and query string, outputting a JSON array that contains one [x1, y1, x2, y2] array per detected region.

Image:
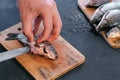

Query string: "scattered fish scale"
[[64, 3, 91, 33], [91, 2, 120, 24]]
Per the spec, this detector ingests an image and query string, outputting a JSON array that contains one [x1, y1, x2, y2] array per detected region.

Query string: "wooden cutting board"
[[0, 22, 85, 80], [78, 0, 120, 48]]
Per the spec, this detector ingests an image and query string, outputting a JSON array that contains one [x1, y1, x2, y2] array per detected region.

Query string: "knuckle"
[[44, 0, 56, 9]]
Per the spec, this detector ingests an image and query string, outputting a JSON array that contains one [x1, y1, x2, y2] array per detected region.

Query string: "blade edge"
[[0, 47, 29, 62]]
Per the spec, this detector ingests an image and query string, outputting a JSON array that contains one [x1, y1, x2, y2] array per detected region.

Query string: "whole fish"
[[85, 0, 110, 8], [96, 9, 120, 32], [106, 26, 120, 39], [91, 2, 120, 24]]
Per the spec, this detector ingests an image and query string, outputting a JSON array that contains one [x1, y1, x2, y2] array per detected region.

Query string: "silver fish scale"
[[91, 2, 120, 23], [96, 9, 120, 32], [17, 34, 29, 44]]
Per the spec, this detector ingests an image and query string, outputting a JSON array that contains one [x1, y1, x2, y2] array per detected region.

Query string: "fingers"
[[22, 15, 34, 42], [48, 7, 62, 41], [36, 3, 62, 43], [33, 16, 42, 35], [36, 13, 53, 44], [20, 0, 62, 44]]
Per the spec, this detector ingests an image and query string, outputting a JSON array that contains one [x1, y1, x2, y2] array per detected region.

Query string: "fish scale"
[[91, 2, 120, 24], [96, 9, 120, 32]]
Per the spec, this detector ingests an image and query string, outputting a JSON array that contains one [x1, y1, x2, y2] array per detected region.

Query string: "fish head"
[[91, 5, 104, 24], [96, 19, 108, 32], [37, 42, 58, 60], [43, 43, 57, 60]]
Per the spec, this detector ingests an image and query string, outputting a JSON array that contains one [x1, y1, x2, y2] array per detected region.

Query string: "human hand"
[[17, 0, 62, 44]]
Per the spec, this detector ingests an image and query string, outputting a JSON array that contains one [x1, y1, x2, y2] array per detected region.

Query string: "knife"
[[0, 47, 29, 62]]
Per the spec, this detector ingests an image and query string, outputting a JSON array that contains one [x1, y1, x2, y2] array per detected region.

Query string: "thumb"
[[22, 16, 34, 42]]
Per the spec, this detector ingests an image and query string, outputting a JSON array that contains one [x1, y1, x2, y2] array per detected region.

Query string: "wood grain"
[[78, 0, 120, 48], [0, 22, 85, 80]]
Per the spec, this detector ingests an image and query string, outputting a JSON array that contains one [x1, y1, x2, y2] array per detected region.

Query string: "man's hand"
[[17, 0, 62, 44]]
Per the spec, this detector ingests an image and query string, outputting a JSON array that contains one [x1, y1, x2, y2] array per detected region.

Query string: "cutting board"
[[78, 0, 120, 48], [0, 22, 85, 80]]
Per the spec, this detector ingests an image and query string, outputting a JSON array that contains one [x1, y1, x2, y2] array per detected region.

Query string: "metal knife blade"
[[0, 47, 29, 62]]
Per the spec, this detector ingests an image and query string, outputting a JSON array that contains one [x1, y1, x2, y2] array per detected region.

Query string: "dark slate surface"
[[0, 44, 35, 80], [0, 0, 120, 80]]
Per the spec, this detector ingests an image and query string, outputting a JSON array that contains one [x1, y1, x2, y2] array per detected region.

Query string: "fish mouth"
[[90, 18, 101, 24], [96, 27, 100, 32], [85, 4, 99, 8], [96, 26, 102, 32]]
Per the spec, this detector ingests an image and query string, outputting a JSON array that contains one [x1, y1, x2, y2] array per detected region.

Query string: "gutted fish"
[[6, 33, 57, 60], [85, 0, 110, 8], [96, 9, 120, 32], [91, 2, 120, 24], [28, 41, 57, 60], [106, 26, 120, 39]]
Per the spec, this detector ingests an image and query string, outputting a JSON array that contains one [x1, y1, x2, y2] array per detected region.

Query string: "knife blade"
[[0, 47, 29, 62]]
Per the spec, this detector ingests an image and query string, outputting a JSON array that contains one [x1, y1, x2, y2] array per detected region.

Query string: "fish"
[[6, 33, 58, 60], [106, 26, 120, 39], [29, 41, 57, 60], [91, 2, 120, 24], [85, 0, 110, 8], [96, 9, 120, 32]]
